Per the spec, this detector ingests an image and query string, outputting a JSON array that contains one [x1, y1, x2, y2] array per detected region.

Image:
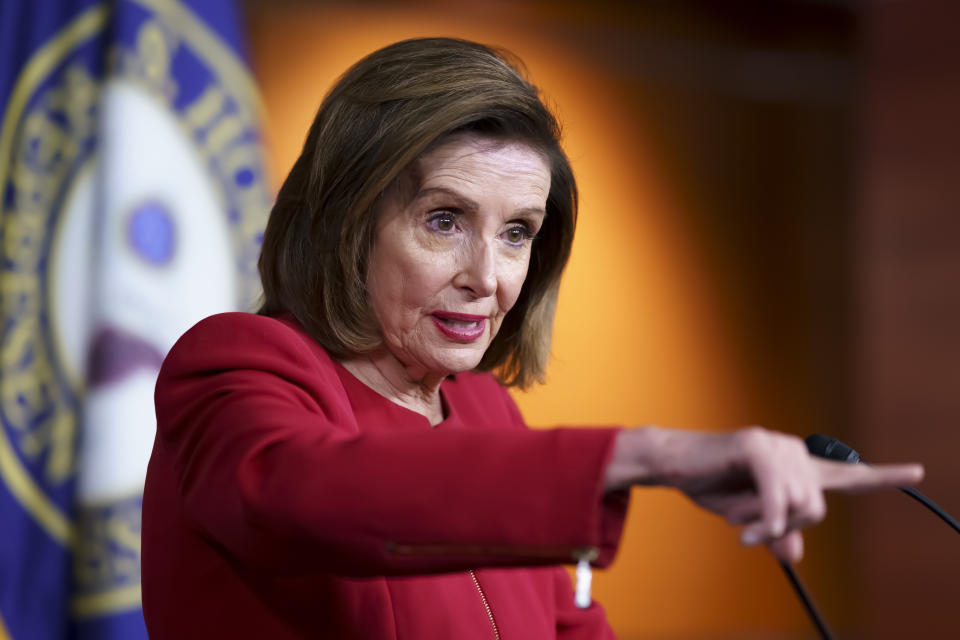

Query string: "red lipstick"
[[431, 311, 486, 343]]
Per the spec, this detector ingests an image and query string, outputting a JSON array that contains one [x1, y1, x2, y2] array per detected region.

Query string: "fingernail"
[[771, 518, 786, 538], [741, 530, 762, 546]]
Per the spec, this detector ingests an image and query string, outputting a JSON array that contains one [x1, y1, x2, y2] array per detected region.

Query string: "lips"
[[431, 311, 487, 343]]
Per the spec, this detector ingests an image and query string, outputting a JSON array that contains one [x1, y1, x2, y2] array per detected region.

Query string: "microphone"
[[804, 433, 860, 463], [805, 434, 960, 536]]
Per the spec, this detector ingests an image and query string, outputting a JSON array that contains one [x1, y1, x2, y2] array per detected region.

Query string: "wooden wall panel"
[[855, 1, 960, 636]]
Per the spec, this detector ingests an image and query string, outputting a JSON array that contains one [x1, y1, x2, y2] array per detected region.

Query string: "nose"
[[454, 238, 497, 299]]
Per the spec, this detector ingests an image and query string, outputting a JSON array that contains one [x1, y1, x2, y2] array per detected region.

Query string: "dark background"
[[243, 1, 960, 637]]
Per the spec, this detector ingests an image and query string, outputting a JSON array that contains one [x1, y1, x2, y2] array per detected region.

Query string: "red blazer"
[[142, 313, 628, 638]]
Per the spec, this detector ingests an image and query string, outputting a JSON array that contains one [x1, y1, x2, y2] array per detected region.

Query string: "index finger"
[[816, 459, 924, 491]]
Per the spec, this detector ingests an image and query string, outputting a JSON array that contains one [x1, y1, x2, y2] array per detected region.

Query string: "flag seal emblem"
[[0, 0, 269, 621]]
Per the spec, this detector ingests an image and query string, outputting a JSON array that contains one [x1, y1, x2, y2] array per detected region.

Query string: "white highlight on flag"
[[71, 78, 237, 504]]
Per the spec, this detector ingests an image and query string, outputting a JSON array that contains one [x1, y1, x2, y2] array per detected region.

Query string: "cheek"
[[372, 250, 452, 321], [498, 255, 532, 313], [399, 253, 453, 302], [367, 249, 409, 331]]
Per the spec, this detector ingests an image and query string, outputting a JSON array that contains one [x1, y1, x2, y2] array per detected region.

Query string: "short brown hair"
[[258, 37, 577, 388]]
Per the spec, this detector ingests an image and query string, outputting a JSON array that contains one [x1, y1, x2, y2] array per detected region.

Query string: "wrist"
[[603, 425, 668, 491]]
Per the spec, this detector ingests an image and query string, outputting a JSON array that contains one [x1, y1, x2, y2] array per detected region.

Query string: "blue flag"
[[0, 1, 270, 638]]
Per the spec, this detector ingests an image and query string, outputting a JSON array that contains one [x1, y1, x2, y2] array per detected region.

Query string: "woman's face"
[[366, 134, 550, 380]]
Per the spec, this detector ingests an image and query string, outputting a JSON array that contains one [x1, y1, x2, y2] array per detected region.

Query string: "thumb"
[[768, 530, 804, 563], [741, 524, 805, 563]]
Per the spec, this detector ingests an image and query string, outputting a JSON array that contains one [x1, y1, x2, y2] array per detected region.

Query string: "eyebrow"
[[415, 186, 547, 218]]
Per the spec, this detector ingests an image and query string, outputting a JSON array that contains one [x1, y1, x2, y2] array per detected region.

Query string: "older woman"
[[141, 38, 920, 639]]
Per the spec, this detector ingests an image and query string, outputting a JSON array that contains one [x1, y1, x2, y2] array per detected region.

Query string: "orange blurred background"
[[243, 1, 960, 638]]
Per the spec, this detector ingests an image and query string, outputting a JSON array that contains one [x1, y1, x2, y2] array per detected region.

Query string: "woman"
[[142, 38, 921, 638]]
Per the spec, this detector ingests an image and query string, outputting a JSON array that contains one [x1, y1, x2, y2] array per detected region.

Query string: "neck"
[[339, 348, 447, 425]]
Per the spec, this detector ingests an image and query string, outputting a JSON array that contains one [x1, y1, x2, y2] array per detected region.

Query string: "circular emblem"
[[0, 0, 270, 618]]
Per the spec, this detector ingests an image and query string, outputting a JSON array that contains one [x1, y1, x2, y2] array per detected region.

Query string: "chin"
[[429, 349, 486, 376]]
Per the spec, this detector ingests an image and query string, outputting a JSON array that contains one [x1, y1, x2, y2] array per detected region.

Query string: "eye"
[[427, 211, 457, 233], [501, 224, 533, 247]]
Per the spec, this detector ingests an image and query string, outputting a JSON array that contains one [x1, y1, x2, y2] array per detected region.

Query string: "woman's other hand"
[[604, 426, 924, 562]]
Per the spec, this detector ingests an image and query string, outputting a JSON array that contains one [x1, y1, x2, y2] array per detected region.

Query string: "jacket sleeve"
[[152, 312, 629, 577]]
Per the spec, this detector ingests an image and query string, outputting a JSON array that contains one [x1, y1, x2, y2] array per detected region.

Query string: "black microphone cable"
[[778, 561, 834, 640], [796, 433, 960, 638], [805, 434, 960, 536], [898, 486, 960, 535]]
